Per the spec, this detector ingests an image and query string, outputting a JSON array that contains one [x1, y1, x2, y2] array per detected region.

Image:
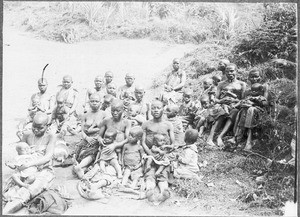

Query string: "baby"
[[127, 104, 146, 127], [101, 94, 114, 117], [121, 127, 144, 189], [237, 83, 267, 109], [179, 88, 198, 129], [106, 83, 118, 98], [144, 134, 174, 176], [5, 142, 38, 188], [98, 129, 123, 178]]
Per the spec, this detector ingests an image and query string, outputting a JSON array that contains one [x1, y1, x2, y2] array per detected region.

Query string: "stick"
[[41, 64, 49, 83]]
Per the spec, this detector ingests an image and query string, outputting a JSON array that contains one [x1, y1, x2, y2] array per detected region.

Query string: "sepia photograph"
[[2, 2, 298, 216]]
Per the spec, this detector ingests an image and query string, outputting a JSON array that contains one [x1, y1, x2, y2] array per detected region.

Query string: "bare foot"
[[74, 165, 84, 179], [217, 137, 224, 148], [244, 142, 252, 151], [158, 189, 171, 203], [206, 139, 218, 149], [146, 189, 155, 202], [227, 138, 235, 145]]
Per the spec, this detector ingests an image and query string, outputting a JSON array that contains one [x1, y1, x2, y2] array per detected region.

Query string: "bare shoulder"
[[142, 120, 151, 129], [218, 80, 227, 88]]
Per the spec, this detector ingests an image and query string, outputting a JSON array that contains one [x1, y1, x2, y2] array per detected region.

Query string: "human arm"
[[69, 91, 78, 115], [172, 70, 186, 92], [141, 123, 153, 155], [19, 134, 56, 170]]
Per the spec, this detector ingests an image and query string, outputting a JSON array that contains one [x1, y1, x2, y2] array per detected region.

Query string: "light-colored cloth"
[[174, 144, 199, 179]]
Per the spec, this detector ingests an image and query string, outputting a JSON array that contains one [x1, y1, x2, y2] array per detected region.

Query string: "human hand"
[[97, 137, 104, 146], [18, 162, 31, 171], [86, 137, 97, 145], [101, 143, 116, 156]]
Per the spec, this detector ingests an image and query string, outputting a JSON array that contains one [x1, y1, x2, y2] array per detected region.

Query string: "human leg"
[[110, 158, 122, 179], [207, 120, 219, 147], [121, 167, 131, 186], [157, 181, 170, 202], [155, 165, 165, 176], [74, 156, 93, 179], [99, 160, 106, 172], [244, 128, 252, 150]]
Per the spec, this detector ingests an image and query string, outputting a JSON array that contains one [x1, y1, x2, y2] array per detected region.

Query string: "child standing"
[[98, 129, 123, 179], [121, 127, 144, 189]]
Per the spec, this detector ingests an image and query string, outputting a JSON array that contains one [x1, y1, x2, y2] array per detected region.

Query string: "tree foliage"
[[233, 3, 297, 68]]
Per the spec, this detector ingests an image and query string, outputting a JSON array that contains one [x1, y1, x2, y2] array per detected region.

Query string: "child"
[[141, 100, 175, 202], [101, 94, 114, 117], [84, 75, 106, 113], [174, 129, 201, 182], [28, 95, 45, 120], [127, 104, 146, 127], [99, 99, 131, 164], [104, 71, 114, 88], [122, 89, 136, 118], [50, 96, 70, 136], [98, 129, 123, 179], [209, 75, 222, 102], [118, 73, 136, 100], [195, 95, 213, 136], [5, 142, 38, 189], [165, 104, 184, 145], [178, 88, 198, 129], [144, 134, 174, 176], [73, 94, 107, 179], [106, 83, 118, 98], [121, 127, 144, 188]]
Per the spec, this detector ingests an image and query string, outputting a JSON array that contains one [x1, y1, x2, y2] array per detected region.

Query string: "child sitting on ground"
[[144, 134, 174, 176], [5, 142, 38, 189], [121, 126, 144, 189], [127, 104, 146, 127], [98, 129, 123, 179], [50, 96, 70, 137], [165, 104, 184, 145], [178, 88, 198, 129], [174, 129, 202, 182]]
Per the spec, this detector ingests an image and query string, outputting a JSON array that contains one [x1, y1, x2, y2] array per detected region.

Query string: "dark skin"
[[98, 101, 131, 155]]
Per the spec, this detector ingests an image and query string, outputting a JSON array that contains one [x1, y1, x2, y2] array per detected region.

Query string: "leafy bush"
[[232, 3, 296, 67]]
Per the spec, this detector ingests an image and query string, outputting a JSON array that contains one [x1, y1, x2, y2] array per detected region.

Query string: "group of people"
[[3, 57, 273, 214]]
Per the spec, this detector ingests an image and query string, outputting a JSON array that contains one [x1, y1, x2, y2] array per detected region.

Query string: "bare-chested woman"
[[142, 100, 175, 203], [73, 94, 107, 178], [206, 64, 246, 148], [4, 112, 55, 214]]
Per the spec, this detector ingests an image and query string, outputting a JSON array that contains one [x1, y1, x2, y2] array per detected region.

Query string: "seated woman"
[[159, 58, 186, 104], [206, 64, 247, 149], [3, 112, 55, 214], [228, 69, 269, 151]]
